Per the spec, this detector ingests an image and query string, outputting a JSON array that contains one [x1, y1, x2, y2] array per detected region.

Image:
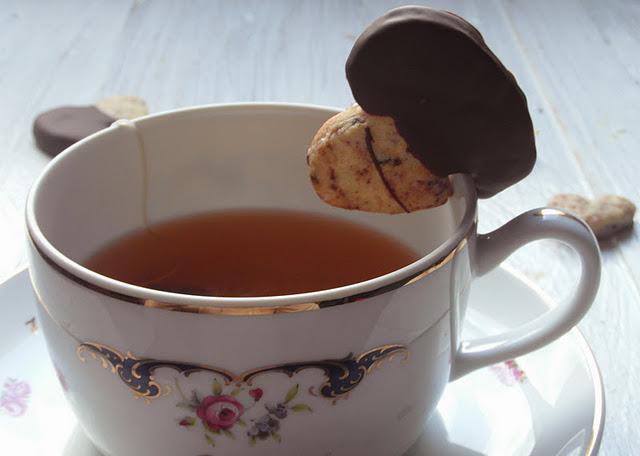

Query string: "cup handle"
[[450, 208, 601, 381]]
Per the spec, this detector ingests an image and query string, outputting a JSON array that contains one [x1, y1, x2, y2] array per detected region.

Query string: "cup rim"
[[26, 102, 477, 313]]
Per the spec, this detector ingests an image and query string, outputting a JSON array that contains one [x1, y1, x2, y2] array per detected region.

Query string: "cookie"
[[33, 95, 148, 157], [548, 194, 635, 239], [95, 95, 148, 120], [307, 105, 452, 214], [346, 6, 536, 198], [33, 106, 116, 157]]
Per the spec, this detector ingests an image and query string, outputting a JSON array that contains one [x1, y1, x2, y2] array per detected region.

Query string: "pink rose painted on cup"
[[196, 395, 244, 430]]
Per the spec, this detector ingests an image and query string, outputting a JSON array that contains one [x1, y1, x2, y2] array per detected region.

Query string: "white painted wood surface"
[[0, 0, 637, 453]]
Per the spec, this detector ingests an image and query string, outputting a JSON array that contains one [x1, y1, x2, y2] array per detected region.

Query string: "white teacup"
[[26, 104, 600, 456]]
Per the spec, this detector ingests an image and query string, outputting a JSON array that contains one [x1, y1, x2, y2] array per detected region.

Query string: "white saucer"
[[0, 267, 604, 456]]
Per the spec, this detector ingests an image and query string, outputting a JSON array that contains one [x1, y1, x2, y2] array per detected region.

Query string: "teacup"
[[26, 103, 601, 456]]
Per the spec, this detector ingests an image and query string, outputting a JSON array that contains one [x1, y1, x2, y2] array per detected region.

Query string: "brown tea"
[[84, 209, 419, 297]]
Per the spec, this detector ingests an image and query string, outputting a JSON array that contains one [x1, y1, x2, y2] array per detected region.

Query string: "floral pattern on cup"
[[76, 342, 406, 449], [176, 378, 311, 447], [0, 378, 31, 417]]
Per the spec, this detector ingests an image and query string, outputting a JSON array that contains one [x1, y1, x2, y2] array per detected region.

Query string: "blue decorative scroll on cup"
[[26, 104, 600, 456]]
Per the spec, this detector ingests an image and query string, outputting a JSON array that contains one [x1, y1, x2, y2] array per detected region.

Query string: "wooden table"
[[1, 1, 637, 454]]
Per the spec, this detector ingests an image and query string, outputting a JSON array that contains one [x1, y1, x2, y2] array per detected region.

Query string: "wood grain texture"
[[0, 0, 638, 453]]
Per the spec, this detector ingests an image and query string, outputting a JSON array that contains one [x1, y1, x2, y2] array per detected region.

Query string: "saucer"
[[0, 267, 604, 455]]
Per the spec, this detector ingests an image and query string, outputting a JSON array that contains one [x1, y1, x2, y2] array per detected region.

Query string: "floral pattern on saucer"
[[491, 359, 527, 386], [0, 378, 31, 417]]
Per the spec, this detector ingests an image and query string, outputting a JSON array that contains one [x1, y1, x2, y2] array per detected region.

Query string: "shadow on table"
[[597, 225, 635, 250]]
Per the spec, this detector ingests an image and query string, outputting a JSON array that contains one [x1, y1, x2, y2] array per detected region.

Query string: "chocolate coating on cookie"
[[346, 6, 536, 197], [33, 106, 115, 157]]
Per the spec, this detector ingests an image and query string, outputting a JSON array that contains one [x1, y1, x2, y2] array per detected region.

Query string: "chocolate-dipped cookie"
[[33, 95, 148, 157], [33, 106, 116, 157], [346, 6, 536, 198]]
